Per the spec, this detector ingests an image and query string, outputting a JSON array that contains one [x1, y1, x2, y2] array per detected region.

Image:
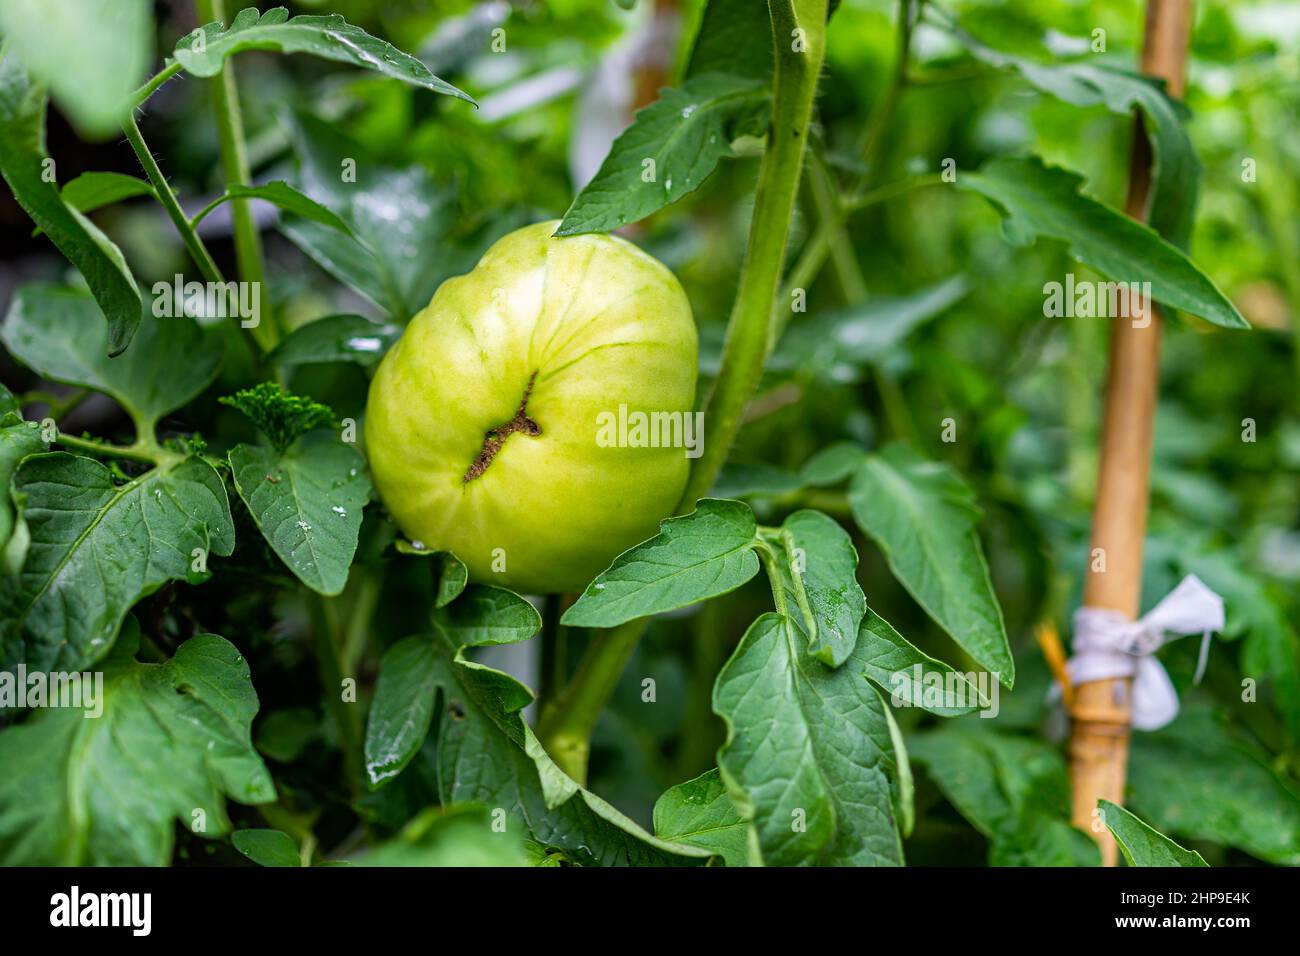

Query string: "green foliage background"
[[0, 0, 1296, 867]]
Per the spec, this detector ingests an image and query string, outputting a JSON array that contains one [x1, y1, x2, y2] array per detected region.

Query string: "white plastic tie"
[[1067, 574, 1225, 731]]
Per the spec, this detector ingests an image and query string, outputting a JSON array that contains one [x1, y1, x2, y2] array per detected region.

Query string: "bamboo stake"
[[1069, 0, 1194, 866]]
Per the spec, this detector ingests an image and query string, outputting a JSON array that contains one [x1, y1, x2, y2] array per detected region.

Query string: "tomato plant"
[[0, 0, 1296, 879]]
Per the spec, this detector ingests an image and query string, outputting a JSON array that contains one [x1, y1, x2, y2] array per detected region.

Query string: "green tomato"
[[366, 221, 698, 594]]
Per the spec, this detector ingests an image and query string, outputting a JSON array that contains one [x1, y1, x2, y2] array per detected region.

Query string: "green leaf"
[[880, 700, 914, 837], [563, 499, 761, 628], [556, 74, 770, 237], [3, 285, 223, 433], [269, 314, 400, 368], [228, 436, 370, 596], [933, 9, 1199, 247], [359, 612, 708, 863], [0, 55, 142, 354], [364, 805, 529, 867], [433, 585, 540, 647], [653, 768, 747, 866], [0, 0, 152, 138], [800, 441, 867, 486], [254, 707, 318, 763], [1099, 800, 1208, 867], [958, 157, 1247, 329], [0, 454, 236, 673], [232, 829, 301, 867], [713, 612, 906, 866], [365, 592, 533, 787], [173, 6, 473, 104], [777, 510, 866, 667], [1178, 549, 1300, 738], [0, 383, 19, 420], [858, 608, 985, 716], [847, 444, 1014, 686], [0, 626, 275, 865], [711, 461, 804, 499], [55, 170, 156, 221], [685, 0, 774, 81], [192, 180, 353, 234], [393, 545, 467, 607], [1129, 711, 1300, 865], [281, 115, 460, 320], [0, 421, 46, 565], [394, 544, 468, 607], [364, 636, 439, 788], [219, 382, 334, 453], [771, 276, 969, 384], [909, 727, 1099, 866], [432, 635, 710, 865]]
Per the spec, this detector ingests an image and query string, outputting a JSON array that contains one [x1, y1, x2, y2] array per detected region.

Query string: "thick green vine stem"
[[537, 0, 828, 785], [537, 619, 643, 781], [196, 0, 282, 354], [680, 0, 828, 506]]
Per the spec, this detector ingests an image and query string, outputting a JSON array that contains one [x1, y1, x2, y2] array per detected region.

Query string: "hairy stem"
[[311, 594, 363, 797], [679, 0, 828, 506], [123, 113, 225, 287], [128, 61, 183, 110], [195, 0, 281, 353], [537, 619, 643, 782]]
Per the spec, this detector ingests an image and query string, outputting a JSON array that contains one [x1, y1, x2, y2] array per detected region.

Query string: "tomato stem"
[[678, 0, 829, 509], [195, 0, 283, 356]]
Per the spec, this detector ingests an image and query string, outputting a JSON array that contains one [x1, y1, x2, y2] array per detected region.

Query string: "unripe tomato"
[[365, 221, 698, 594]]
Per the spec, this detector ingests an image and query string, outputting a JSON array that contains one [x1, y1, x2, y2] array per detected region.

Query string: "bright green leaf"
[[847, 444, 1014, 686], [433, 585, 540, 647], [192, 180, 353, 234], [55, 171, 156, 222], [269, 314, 400, 368], [2, 285, 222, 434], [0, 625, 275, 865], [685, 0, 773, 81], [0, 55, 141, 354], [232, 829, 301, 867], [394, 544, 468, 607], [934, 8, 1199, 247], [173, 6, 473, 103], [556, 74, 770, 237], [958, 157, 1246, 329], [1099, 800, 1208, 867], [0, 454, 235, 673], [228, 436, 371, 596], [713, 612, 905, 866], [432, 634, 710, 865], [220, 382, 333, 453], [858, 608, 986, 716], [563, 498, 761, 628], [364, 636, 439, 788], [653, 768, 747, 866], [777, 509, 866, 667]]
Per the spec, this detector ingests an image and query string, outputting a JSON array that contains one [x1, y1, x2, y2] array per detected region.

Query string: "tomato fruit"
[[365, 221, 698, 594]]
